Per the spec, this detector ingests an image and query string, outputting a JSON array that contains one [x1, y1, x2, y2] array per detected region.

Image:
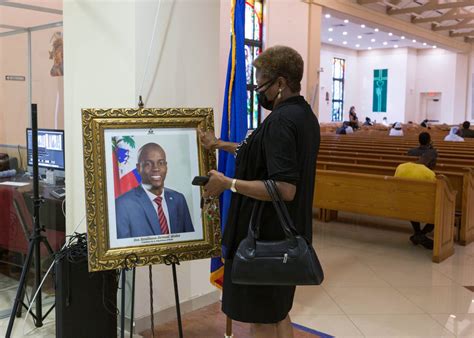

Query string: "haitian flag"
[[210, 0, 248, 289], [112, 136, 141, 198]]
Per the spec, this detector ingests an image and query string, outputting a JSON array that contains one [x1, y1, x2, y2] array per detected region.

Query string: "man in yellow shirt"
[[394, 152, 436, 249]]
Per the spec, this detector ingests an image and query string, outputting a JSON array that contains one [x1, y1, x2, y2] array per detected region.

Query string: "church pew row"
[[315, 161, 474, 245], [319, 149, 474, 167], [313, 170, 456, 263], [320, 144, 473, 158], [321, 137, 474, 150], [321, 135, 474, 148], [318, 154, 473, 173]]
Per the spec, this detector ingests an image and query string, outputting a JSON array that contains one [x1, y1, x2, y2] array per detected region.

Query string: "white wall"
[[318, 43, 358, 123], [265, 0, 310, 95], [357, 48, 408, 124], [415, 49, 459, 125], [405, 49, 417, 123], [318, 45, 471, 125], [64, 0, 220, 326]]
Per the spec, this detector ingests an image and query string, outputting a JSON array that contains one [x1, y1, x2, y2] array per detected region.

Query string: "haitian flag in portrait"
[[373, 69, 388, 112], [112, 136, 141, 198]]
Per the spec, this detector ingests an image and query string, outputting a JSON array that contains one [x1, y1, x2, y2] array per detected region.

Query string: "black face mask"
[[256, 79, 279, 110]]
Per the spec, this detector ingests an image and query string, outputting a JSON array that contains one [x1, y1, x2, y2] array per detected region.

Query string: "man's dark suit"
[[115, 186, 194, 239]]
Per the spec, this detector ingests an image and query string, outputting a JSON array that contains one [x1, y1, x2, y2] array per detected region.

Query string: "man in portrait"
[[115, 142, 194, 239]]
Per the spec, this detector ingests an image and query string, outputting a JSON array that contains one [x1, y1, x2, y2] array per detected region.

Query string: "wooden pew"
[[313, 170, 456, 263], [316, 161, 474, 245], [319, 149, 474, 167]]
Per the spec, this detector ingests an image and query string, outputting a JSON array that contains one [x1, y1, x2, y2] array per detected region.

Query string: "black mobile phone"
[[192, 176, 209, 186]]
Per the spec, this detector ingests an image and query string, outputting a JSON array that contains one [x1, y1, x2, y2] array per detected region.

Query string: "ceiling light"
[[374, 28, 379, 32], [412, 39, 417, 43], [328, 28, 333, 32], [388, 32, 393, 36], [383, 41, 388, 45], [328, 38, 333, 42], [433, 45, 437, 48], [343, 31, 348, 35], [361, 24, 366, 28], [344, 19, 349, 23], [356, 44, 360, 47], [401, 36, 405, 40], [343, 41, 348, 45], [371, 38, 376, 42], [325, 14, 331, 19], [423, 42, 427, 46], [358, 35, 362, 39], [368, 47, 372, 50], [394, 45, 399, 48]]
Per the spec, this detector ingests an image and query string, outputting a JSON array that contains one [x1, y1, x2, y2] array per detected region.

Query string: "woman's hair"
[[253, 45, 304, 92], [349, 106, 355, 113]]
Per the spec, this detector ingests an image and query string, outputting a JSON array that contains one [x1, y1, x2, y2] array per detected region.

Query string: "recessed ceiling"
[[357, 0, 474, 42], [322, 11, 438, 51]]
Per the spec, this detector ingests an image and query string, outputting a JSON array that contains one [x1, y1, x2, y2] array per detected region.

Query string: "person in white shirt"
[[381, 117, 389, 127], [444, 127, 464, 142], [389, 122, 404, 136]]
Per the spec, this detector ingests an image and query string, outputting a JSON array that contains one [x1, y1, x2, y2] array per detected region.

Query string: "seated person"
[[420, 119, 429, 128], [394, 152, 437, 250], [335, 121, 354, 135], [381, 116, 389, 127], [362, 117, 373, 126], [444, 127, 464, 142], [407, 132, 437, 169], [460, 121, 474, 138], [389, 122, 404, 136], [348, 106, 359, 129]]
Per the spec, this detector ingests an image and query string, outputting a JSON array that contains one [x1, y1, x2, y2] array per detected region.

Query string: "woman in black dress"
[[201, 45, 320, 338]]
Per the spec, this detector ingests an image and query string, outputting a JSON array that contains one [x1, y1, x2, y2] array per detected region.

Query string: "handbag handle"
[[264, 180, 298, 235], [245, 180, 297, 249]]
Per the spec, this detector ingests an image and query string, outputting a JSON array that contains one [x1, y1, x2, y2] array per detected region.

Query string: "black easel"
[[163, 254, 184, 338], [6, 104, 55, 337], [119, 254, 184, 338]]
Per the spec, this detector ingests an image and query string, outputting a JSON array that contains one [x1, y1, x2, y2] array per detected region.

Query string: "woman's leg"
[[276, 315, 294, 338], [250, 323, 277, 338]]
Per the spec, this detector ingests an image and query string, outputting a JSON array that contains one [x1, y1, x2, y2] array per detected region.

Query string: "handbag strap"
[[262, 180, 296, 241], [265, 180, 299, 235]]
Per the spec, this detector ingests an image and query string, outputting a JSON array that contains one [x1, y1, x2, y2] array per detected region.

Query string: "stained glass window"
[[245, 0, 263, 129], [331, 58, 346, 122]]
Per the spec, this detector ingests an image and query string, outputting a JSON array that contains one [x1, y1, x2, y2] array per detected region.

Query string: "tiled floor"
[[1, 214, 474, 337], [290, 216, 474, 337]]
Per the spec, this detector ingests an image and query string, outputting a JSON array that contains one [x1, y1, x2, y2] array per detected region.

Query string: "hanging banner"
[[373, 69, 388, 112]]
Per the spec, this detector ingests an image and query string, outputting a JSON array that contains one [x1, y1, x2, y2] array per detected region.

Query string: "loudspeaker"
[[55, 257, 117, 338]]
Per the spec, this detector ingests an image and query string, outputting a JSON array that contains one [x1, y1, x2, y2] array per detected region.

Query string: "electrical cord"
[[21, 215, 85, 336]]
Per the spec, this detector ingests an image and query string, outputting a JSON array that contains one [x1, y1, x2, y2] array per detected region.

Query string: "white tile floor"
[[290, 217, 474, 337], [1, 214, 474, 337]]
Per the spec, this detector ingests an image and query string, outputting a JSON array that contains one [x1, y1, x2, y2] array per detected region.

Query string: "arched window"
[[245, 0, 263, 129]]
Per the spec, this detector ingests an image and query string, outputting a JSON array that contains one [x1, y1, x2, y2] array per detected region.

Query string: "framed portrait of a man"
[[82, 108, 220, 272]]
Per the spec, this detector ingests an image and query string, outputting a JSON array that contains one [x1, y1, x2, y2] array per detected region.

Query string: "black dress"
[[221, 95, 320, 323]]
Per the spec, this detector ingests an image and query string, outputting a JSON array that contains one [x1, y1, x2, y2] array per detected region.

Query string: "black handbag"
[[231, 180, 324, 286]]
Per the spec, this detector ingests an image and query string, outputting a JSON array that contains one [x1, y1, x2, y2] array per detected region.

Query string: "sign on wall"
[[373, 69, 388, 112]]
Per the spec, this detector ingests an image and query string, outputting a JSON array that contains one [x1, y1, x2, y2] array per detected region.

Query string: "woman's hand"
[[199, 130, 219, 151], [203, 170, 231, 198]]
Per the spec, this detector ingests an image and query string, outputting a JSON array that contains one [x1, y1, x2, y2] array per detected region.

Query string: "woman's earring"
[[277, 88, 282, 99]]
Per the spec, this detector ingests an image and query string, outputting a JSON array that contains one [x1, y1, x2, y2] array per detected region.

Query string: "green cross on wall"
[[373, 69, 388, 112]]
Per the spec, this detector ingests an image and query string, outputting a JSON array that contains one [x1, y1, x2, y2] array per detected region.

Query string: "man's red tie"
[[154, 196, 169, 234]]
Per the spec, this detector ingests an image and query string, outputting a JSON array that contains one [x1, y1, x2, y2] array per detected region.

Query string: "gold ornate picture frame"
[[82, 108, 221, 272]]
